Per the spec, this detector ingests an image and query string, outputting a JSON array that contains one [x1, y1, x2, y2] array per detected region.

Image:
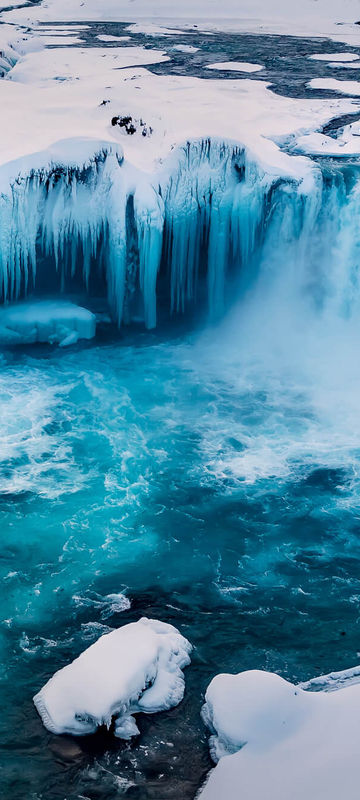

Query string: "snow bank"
[[199, 668, 360, 800], [0, 23, 42, 77], [0, 300, 96, 346], [33, 618, 192, 737]]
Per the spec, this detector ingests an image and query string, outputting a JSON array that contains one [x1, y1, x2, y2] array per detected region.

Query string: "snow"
[[97, 34, 131, 42], [36, 29, 86, 37], [33, 617, 192, 737], [0, 23, 42, 76], [0, 35, 354, 175], [126, 22, 188, 35], [329, 61, 360, 68], [292, 123, 360, 156], [4, 0, 360, 44], [199, 668, 360, 800], [173, 44, 199, 53], [206, 62, 264, 73], [0, 0, 26, 6], [309, 52, 360, 61], [36, 36, 85, 46], [309, 77, 360, 95], [0, 301, 96, 346]]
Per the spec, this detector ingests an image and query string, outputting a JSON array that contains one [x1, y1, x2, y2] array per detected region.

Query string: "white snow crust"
[[309, 52, 360, 61], [206, 62, 263, 73], [97, 34, 131, 42], [33, 617, 192, 738], [200, 668, 360, 800], [329, 61, 360, 68], [309, 77, 360, 95], [0, 301, 96, 346]]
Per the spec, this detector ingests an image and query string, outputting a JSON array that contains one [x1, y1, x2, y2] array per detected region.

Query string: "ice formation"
[[33, 617, 192, 737], [309, 52, 360, 62], [2, 133, 360, 330], [199, 668, 360, 799], [0, 300, 95, 345], [0, 135, 320, 330], [206, 62, 264, 72]]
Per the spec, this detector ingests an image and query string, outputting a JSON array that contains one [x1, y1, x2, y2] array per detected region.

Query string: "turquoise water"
[[2, 298, 360, 798]]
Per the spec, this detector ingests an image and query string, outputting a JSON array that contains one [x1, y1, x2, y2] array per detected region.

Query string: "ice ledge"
[[0, 137, 124, 190], [0, 300, 96, 346]]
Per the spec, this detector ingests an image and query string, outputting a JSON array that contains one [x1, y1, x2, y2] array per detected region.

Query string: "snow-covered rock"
[[199, 668, 360, 800], [33, 617, 192, 737], [0, 300, 96, 346]]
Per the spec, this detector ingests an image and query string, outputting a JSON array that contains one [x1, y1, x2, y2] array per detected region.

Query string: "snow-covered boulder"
[[199, 668, 360, 799], [0, 300, 96, 346], [33, 618, 192, 738]]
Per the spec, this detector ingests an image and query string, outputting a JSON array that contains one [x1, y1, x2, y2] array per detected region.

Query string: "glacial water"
[[2, 282, 360, 798]]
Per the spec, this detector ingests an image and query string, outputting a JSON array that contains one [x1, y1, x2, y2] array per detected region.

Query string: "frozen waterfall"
[[1, 137, 360, 330]]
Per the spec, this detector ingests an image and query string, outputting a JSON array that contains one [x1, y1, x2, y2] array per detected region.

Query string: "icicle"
[[134, 180, 164, 330], [2, 136, 360, 332]]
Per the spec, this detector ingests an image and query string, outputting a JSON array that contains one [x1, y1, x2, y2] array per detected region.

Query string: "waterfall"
[[1, 137, 360, 329]]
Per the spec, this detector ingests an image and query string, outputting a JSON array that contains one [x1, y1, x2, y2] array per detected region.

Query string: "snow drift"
[[199, 668, 360, 800], [33, 617, 192, 738]]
